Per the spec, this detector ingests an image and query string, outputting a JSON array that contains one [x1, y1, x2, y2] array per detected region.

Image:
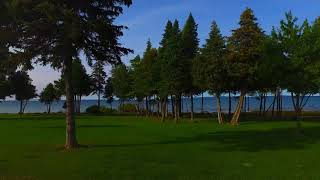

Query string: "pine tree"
[[91, 60, 107, 110], [180, 13, 199, 121], [11, 0, 132, 149], [194, 21, 226, 124], [157, 21, 173, 121], [228, 8, 265, 125]]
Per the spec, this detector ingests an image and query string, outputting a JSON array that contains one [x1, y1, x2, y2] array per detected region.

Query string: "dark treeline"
[[110, 9, 320, 128]]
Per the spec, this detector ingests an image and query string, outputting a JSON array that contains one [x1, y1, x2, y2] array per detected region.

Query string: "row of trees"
[[111, 9, 320, 128], [40, 59, 114, 114]]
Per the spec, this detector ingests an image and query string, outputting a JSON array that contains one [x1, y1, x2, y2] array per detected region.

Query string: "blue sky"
[[29, 0, 320, 99]]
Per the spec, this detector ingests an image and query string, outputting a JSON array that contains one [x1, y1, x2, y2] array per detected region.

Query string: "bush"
[[86, 105, 115, 114], [100, 106, 116, 113], [119, 103, 137, 113]]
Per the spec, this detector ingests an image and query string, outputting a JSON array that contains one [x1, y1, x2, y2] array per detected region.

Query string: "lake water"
[[1, 96, 320, 114]]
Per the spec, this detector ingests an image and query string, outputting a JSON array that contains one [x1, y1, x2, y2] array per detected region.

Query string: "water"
[[1, 96, 320, 114]]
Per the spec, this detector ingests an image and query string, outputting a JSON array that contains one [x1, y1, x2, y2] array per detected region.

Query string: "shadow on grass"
[[44, 125, 129, 129], [87, 126, 320, 152]]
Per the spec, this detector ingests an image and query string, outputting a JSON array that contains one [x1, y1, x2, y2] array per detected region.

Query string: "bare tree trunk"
[[161, 98, 165, 122], [247, 96, 250, 112], [228, 91, 232, 119], [263, 94, 266, 116], [230, 92, 245, 126], [64, 57, 78, 149], [171, 95, 175, 116], [179, 95, 182, 116], [272, 93, 276, 118], [97, 90, 101, 110], [174, 96, 180, 123], [145, 96, 149, 117], [19, 100, 23, 114], [190, 95, 194, 122], [79, 96, 82, 113], [48, 103, 51, 114], [259, 94, 263, 116], [201, 92, 204, 114], [22, 101, 28, 113], [216, 95, 223, 124]]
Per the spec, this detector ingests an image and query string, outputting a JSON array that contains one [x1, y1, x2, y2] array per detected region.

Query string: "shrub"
[[86, 105, 100, 114], [86, 105, 115, 114], [119, 103, 137, 113]]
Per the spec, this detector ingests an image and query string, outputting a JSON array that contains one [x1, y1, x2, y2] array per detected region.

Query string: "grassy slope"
[[0, 114, 320, 179]]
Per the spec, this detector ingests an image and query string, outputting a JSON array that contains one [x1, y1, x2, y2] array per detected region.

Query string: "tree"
[[9, 71, 37, 114], [111, 64, 132, 110], [157, 21, 173, 121], [73, 60, 93, 113], [0, 1, 19, 101], [273, 12, 320, 128], [165, 20, 185, 122], [140, 40, 158, 115], [130, 55, 146, 113], [39, 83, 61, 113], [103, 77, 114, 109], [180, 13, 199, 121], [56, 59, 93, 114], [11, 0, 132, 149], [91, 60, 107, 109], [194, 21, 226, 124], [227, 8, 265, 125]]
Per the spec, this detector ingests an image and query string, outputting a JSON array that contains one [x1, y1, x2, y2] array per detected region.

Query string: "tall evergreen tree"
[[103, 77, 114, 109], [142, 40, 158, 115], [91, 60, 107, 109], [157, 21, 173, 121], [194, 21, 226, 124], [11, 0, 132, 149], [227, 8, 265, 125], [166, 20, 185, 122], [181, 13, 199, 121], [111, 64, 132, 110]]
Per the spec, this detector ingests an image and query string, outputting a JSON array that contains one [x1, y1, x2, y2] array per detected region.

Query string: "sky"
[[28, 0, 320, 99]]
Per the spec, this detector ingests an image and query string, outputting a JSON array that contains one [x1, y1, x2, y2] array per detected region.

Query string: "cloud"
[[119, 3, 193, 28]]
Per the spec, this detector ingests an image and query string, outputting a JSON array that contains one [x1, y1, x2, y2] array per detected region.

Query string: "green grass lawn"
[[0, 114, 320, 179]]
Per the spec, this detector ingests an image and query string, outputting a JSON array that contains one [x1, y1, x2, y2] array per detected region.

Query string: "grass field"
[[1, 114, 320, 179]]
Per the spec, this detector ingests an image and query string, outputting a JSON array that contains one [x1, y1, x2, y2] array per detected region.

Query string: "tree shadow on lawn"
[[88, 126, 320, 152], [44, 125, 129, 129]]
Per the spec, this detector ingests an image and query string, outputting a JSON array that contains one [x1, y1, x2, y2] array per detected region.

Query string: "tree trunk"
[[79, 96, 82, 113], [178, 95, 182, 116], [161, 98, 165, 122], [201, 92, 204, 113], [22, 101, 28, 114], [19, 100, 23, 114], [48, 103, 51, 114], [174, 96, 180, 123], [230, 92, 245, 126], [171, 95, 175, 115], [263, 94, 266, 116], [259, 94, 263, 116], [97, 90, 101, 110], [228, 91, 232, 119], [247, 96, 250, 112], [64, 57, 78, 149], [190, 95, 194, 122], [145, 96, 149, 116], [216, 95, 223, 124]]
